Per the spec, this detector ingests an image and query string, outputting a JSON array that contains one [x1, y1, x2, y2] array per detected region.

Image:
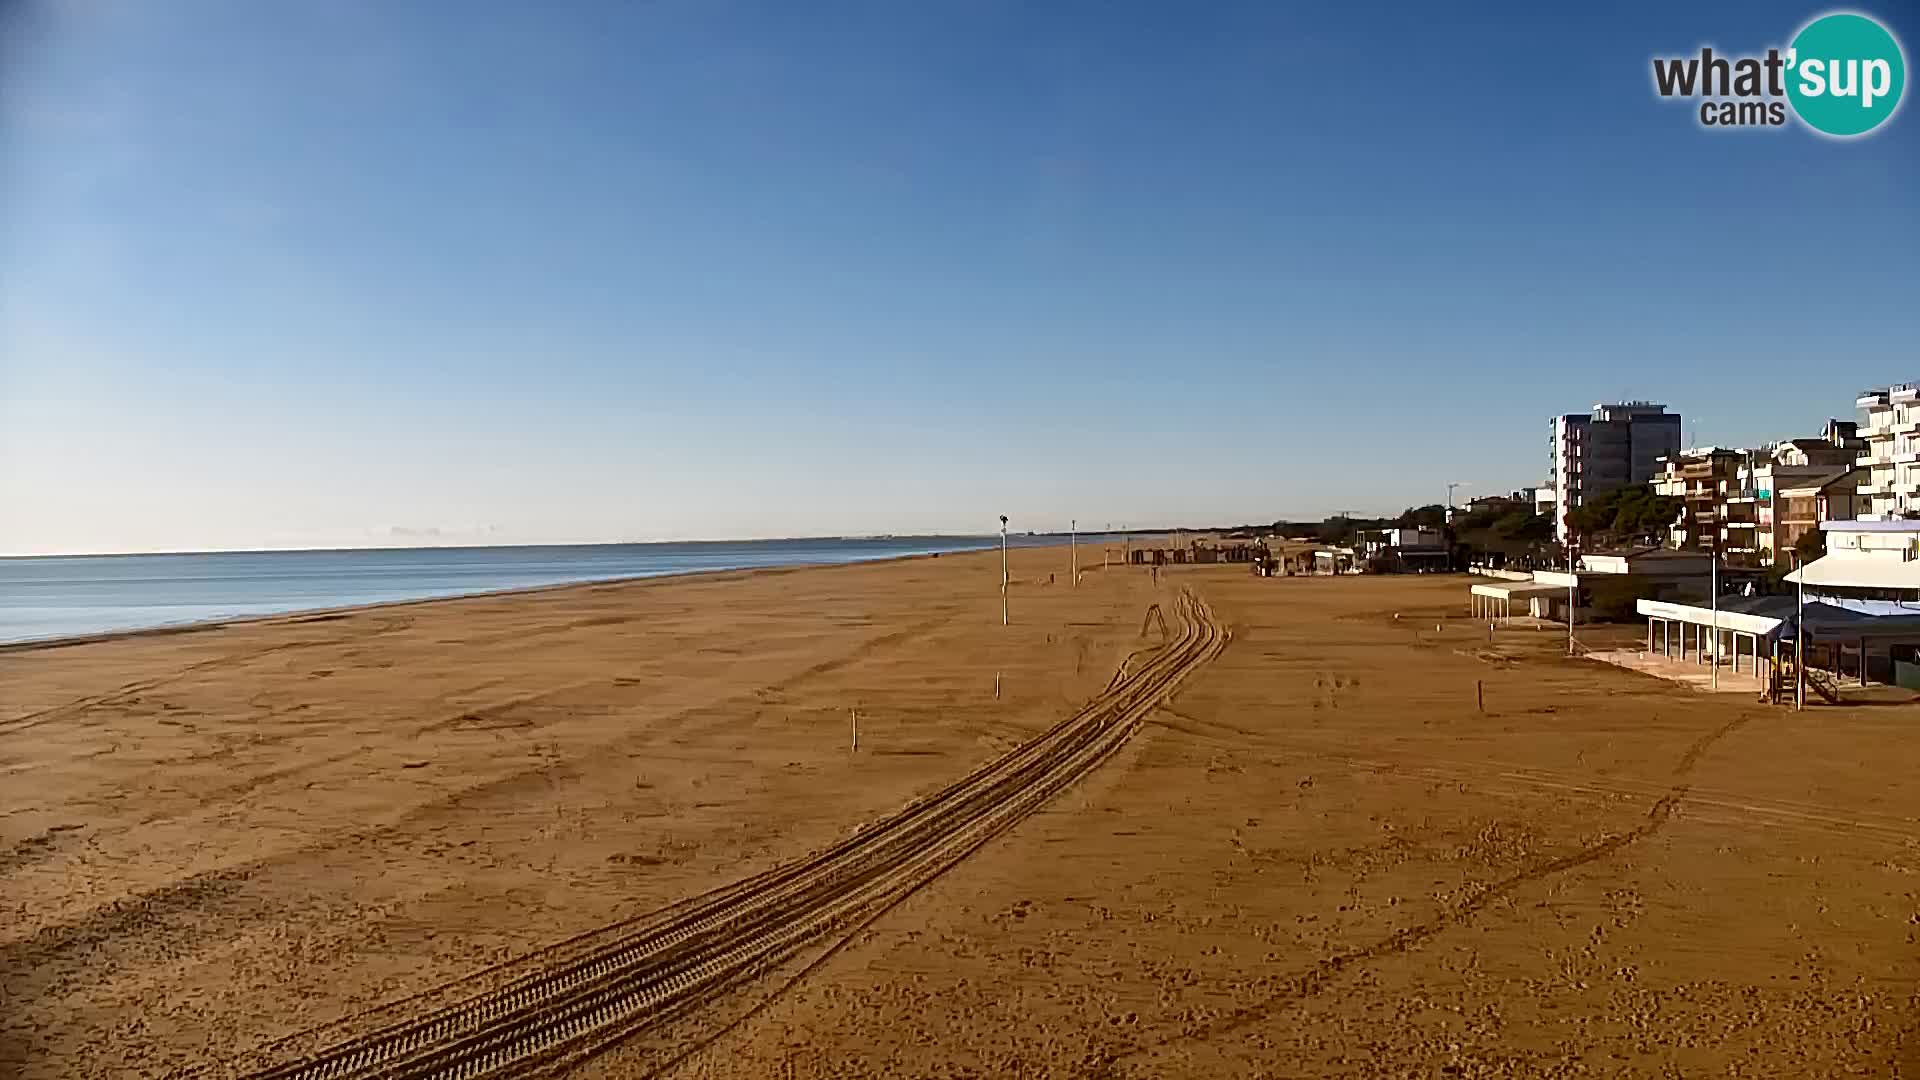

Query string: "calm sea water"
[[0, 535, 1093, 644]]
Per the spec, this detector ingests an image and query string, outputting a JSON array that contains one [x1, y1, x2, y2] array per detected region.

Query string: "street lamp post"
[[999, 515, 1009, 627]]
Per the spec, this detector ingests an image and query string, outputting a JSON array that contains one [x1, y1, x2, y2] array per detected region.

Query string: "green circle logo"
[[1787, 12, 1906, 137]]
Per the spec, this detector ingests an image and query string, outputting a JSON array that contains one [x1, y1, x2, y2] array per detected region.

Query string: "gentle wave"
[[0, 534, 1107, 644]]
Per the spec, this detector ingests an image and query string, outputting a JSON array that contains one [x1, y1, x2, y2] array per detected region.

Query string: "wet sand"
[[5, 551, 1918, 1077]]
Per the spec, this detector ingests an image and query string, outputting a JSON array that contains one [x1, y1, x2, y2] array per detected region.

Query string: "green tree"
[[1452, 505, 1504, 532], [1563, 501, 1612, 542], [1310, 514, 1394, 545], [1492, 510, 1554, 543], [1563, 485, 1680, 546], [1398, 504, 1447, 530], [1793, 527, 1826, 563]]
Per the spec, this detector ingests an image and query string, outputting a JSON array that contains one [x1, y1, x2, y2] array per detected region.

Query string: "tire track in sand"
[[1150, 710, 1918, 846], [0, 609, 967, 1001], [1104, 709, 1754, 1066], [208, 592, 1226, 1080]]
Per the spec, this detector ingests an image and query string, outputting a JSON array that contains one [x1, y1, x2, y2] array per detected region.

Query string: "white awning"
[[1783, 554, 1920, 590], [1470, 581, 1562, 599], [1636, 598, 1786, 636]]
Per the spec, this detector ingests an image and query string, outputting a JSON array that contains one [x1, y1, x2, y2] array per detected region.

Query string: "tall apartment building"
[[1549, 402, 1683, 543], [1774, 470, 1863, 559], [1653, 448, 1744, 556], [1745, 420, 1865, 562], [1854, 386, 1920, 520], [1653, 423, 1865, 566]]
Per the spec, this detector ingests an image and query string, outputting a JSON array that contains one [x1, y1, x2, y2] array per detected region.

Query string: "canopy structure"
[[1782, 556, 1920, 590], [1637, 596, 1790, 637], [1637, 594, 1920, 641], [1636, 596, 1785, 678], [1469, 580, 1561, 622], [1638, 594, 1920, 689]]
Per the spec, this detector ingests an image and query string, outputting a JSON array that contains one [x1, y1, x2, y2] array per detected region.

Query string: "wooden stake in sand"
[[994, 672, 1001, 700], [850, 708, 858, 752], [1476, 680, 1484, 713]]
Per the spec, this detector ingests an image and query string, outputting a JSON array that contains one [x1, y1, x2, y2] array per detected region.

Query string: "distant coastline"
[[0, 549, 947, 654], [0, 534, 1122, 647], [0, 530, 1146, 560]]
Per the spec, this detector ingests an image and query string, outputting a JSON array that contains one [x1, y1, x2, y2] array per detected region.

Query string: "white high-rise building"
[[1854, 385, 1920, 520]]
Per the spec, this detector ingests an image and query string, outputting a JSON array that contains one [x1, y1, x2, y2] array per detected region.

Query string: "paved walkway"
[[1585, 649, 1768, 695]]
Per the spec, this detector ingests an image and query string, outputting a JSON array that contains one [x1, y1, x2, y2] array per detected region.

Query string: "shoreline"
[[2, 541, 1161, 1077], [0, 545, 1030, 655], [0, 530, 1138, 561]]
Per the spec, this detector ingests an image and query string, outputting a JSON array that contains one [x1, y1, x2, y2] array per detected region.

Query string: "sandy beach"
[[5, 548, 1918, 1077]]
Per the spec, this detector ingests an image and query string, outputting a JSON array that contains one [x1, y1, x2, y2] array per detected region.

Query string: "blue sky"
[[1, 0, 1915, 553]]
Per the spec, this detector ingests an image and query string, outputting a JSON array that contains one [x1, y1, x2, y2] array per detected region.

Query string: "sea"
[[0, 535, 1101, 645]]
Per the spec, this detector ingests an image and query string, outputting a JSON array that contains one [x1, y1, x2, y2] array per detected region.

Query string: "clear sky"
[[2, 0, 1915, 554]]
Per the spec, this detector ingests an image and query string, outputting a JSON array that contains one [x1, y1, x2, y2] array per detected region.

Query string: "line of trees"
[[1561, 485, 1681, 548], [1257, 499, 1561, 568]]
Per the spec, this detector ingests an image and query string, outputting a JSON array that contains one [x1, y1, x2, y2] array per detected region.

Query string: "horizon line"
[[0, 529, 1187, 560]]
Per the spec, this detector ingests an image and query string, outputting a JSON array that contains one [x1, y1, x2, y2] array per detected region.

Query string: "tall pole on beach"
[[1071, 519, 1077, 587], [1795, 549, 1806, 710], [1710, 543, 1719, 690], [999, 515, 1009, 627], [1566, 544, 1576, 656]]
